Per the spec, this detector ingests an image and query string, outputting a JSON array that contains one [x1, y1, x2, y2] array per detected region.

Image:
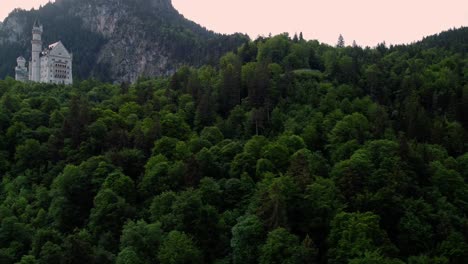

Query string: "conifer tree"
[[337, 34, 345, 48]]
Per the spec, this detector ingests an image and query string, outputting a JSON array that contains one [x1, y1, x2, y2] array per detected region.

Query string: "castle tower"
[[31, 20, 43, 82]]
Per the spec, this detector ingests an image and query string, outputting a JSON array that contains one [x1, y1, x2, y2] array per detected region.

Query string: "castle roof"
[[33, 19, 41, 28], [41, 41, 72, 58], [48, 41, 61, 49]]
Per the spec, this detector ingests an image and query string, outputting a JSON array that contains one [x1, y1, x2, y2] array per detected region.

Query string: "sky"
[[1, 0, 467, 46]]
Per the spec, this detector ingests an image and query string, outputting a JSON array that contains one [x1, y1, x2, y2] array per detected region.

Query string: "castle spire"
[[33, 19, 41, 28]]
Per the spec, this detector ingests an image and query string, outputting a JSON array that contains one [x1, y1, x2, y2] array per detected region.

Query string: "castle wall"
[[41, 55, 73, 85], [15, 66, 28, 82]]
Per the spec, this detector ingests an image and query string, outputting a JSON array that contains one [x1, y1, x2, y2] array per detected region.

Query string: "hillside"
[[0, 0, 248, 82], [417, 27, 468, 53], [0, 28, 467, 263]]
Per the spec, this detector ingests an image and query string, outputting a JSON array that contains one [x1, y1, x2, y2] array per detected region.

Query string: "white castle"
[[15, 20, 73, 85]]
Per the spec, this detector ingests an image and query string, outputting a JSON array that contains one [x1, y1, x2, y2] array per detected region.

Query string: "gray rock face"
[[0, 0, 247, 83], [0, 13, 27, 43], [69, 0, 175, 82]]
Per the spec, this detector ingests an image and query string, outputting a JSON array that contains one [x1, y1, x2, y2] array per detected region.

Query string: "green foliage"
[[259, 228, 317, 264], [328, 212, 397, 264], [231, 215, 265, 264], [116, 248, 144, 264], [49, 165, 94, 232], [301, 177, 343, 237], [255, 175, 299, 229], [158, 231, 202, 264], [349, 251, 404, 264], [119, 220, 164, 263]]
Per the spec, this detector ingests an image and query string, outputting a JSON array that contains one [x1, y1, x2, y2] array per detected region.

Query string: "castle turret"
[[15, 56, 28, 82], [16, 56, 26, 68], [31, 20, 43, 82]]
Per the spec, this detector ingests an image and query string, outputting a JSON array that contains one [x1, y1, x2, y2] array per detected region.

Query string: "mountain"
[[0, 0, 248, 82]]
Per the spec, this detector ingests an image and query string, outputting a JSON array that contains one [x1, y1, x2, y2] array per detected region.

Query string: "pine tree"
[[293, 33, 299, 43], [337, 34, 345, 48]]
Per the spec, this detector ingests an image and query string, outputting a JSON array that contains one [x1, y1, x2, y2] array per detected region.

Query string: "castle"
[[15, 20, 73, 85]]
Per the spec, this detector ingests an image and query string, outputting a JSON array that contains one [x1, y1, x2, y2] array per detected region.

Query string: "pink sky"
[[1, 0, 467, 46]]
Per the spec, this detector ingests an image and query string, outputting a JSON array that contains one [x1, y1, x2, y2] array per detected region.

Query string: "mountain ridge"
[[0, 0, 248, 83]]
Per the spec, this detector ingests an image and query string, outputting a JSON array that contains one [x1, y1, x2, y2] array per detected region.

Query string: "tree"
[[329, 113, 370, 145], [301, 177, 343, 240], [49, 165, 95, 232], [337, 34, 345, 48], [219, 53, 242, 115], [88, 189, 134, 246], [116, 248, 144, 264], [245, 62, 269, 108], [407, 255, 449, 264], [198, 177, 222, 208], [284, 43, 310, 70], [158, 231, 202, 264], [231, 215, 265, 264], [365, 64, 384, 102], [257, 34, 291, 63], [106, 148, 146, 180], [62, 95, 90, 147], [37, 242, 63, 264], [16, 255, 38, 264], [140, 155, 185, 197], [261, 142, 290, 171], [287, 149, 329, 187], [102, 172, 136, 203], [328, 212, 397, 264], [330, 150, 373, 205], [14, 139, 45, 173], [256, 176, 299, 229], [119, 220, 164, 263], [402, 92, 431, 141], [160, 113, 190, 140], [349, 251, 404, 264], [0, 216, 32, 264], [61, 230, 95, 264], [194, 89, 216, 129], [430, 161, 466, 203], [200, 126, 224, 145], [259, 228, 317, 264]]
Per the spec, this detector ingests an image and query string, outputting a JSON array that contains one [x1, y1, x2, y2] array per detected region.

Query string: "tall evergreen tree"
[[337, 34, 345, 48]]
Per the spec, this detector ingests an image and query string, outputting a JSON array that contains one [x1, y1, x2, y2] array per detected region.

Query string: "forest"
[[0, 29, 467, 264]]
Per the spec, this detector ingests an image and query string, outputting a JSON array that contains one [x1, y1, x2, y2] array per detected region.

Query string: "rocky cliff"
[[0, 0, 248, 82]]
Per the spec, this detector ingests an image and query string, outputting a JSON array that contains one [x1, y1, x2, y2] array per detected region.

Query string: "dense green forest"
[[0, 30, 467, 264]]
